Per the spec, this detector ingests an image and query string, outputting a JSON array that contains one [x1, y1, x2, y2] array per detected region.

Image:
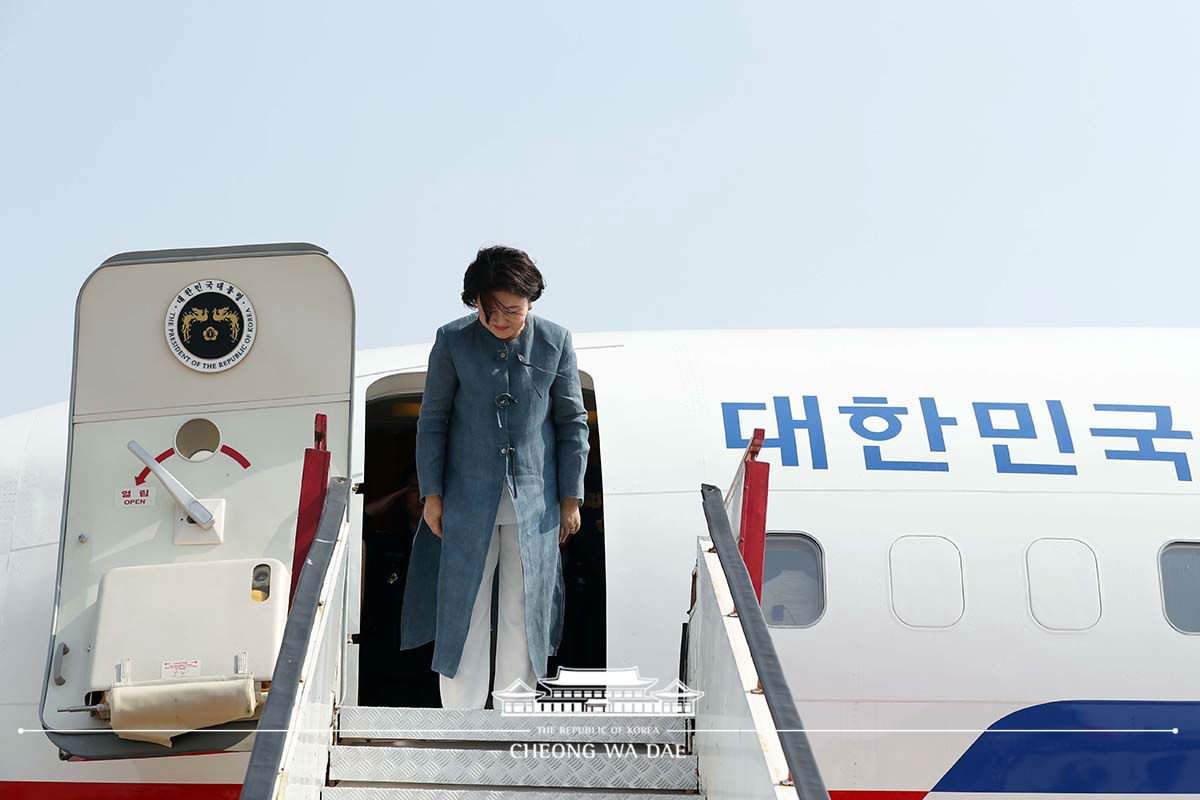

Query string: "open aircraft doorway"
[[358, 373, 605, 708]]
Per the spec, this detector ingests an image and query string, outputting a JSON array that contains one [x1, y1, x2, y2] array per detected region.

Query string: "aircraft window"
[[251, 563, 272, 602], [761, 532, 824, 627], [1161, 541, 1200, 634], [888, 535, 964, 627], [176, 417, 221, 461], [1025, 538, 1101, 630]]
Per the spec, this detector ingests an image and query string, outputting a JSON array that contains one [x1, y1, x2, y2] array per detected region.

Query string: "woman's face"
[[477, 288, 530, 341]]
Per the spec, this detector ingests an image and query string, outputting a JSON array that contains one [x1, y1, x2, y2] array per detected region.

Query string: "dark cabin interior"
[[358, 388, 605, 708]]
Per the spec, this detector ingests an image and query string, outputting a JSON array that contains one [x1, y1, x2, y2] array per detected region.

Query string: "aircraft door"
[[38, 243, 354, 760]]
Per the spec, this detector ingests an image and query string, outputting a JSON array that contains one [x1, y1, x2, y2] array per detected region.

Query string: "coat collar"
[[472, 310, 536, 350]]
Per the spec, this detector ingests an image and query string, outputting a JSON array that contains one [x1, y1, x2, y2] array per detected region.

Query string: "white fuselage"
[[2, 326, 1198, 797]]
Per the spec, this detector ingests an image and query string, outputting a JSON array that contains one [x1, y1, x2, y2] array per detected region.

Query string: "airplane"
[[0, 242, 1196, 799]]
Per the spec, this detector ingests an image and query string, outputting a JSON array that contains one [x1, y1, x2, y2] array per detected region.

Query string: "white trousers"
[[439, 482, 537, 709]]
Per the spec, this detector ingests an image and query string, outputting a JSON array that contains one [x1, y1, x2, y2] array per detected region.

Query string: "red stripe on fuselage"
[[0, 782, 240, 799], [1, 782, 928, 798]]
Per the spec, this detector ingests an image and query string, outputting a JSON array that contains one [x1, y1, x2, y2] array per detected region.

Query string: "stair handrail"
[[239, 475, 352, 800], [701, 481, 830, 800]]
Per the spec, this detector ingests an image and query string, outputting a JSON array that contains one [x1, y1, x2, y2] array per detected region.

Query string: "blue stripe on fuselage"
[[932, 700, 1199, 793]]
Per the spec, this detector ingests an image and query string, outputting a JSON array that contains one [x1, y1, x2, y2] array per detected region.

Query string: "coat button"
[[498, 349, 507, 359], [498, 446, 509, 455]]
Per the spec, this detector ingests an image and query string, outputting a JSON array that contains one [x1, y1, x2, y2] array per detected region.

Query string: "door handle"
[[52, 641, 69, 686], [127, 440, 215, 529]]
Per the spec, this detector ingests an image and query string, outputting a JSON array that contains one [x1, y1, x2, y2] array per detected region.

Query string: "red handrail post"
[[739, 428, 769, 602], [289, 413, 331, 608]]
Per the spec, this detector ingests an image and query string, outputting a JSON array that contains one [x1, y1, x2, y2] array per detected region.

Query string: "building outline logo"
[[492, 666, 703, 717]]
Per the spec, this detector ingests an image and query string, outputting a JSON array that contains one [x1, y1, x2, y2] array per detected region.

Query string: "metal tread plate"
[[338, 706, 687, 744], [328, 744, 698, 790], [324, 788, 702, 800]]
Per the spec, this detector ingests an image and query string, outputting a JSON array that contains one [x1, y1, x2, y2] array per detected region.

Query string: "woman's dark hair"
[[462, 245, 545, 323]]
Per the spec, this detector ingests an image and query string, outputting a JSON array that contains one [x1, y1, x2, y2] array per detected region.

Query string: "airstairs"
[[239, 430, 828, 800]]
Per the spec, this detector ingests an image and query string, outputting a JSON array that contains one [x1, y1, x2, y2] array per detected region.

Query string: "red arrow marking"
[[132, 445, 251, 484], [220, 445, 251, 469], [135, 448, 176, 485]]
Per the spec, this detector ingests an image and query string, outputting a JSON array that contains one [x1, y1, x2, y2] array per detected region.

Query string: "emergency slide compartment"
[[39, 243, 354, 760]]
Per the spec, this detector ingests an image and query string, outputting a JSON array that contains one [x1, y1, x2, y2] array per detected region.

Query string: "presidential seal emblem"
[[164, 279, 256, 372]]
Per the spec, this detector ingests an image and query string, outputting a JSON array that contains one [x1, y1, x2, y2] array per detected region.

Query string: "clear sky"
[[2, 2, 1198, 417]]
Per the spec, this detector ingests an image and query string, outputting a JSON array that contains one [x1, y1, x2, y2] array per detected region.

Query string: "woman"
[[398, 245, 591, 710]]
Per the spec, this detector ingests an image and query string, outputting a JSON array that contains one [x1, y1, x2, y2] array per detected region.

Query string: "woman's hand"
[[423, 495, 444, 538], [559, 498, 581, 544]]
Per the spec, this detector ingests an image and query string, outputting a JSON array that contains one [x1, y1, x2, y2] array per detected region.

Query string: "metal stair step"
[[324, 788, 701, 800], [338, 706, 687, 744], [327, 743, 699, 791]]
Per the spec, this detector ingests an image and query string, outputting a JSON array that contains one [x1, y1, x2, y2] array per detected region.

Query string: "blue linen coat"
[[397, 311, 591, 680]]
